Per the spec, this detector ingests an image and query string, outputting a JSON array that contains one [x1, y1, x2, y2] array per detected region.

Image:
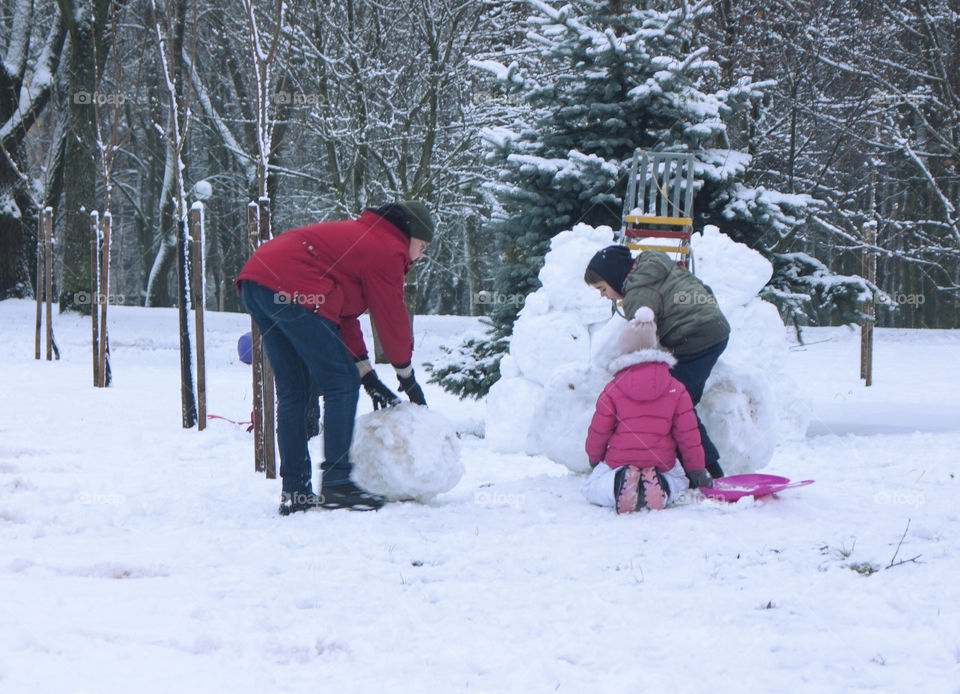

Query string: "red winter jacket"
[[236, 210, 414, 366], [585, 350, 705, 473]]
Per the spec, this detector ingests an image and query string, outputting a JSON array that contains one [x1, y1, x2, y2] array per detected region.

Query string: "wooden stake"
[[90, 212, 101, 385], [35, 214, 44, 360], [191, 205, 207, 431], [860, 222, 876, 387], [98, 213, 111, 386], [176, 208, 198, 427], [258, 196, 276, 479], [861, 163, 878, 387], [44, 207, 53, 361], [247, 202, 265, 474]]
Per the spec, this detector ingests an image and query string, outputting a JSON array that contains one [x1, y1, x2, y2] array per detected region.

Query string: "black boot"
[[319, 481, 386, 511], [278, 490, 325, 516]]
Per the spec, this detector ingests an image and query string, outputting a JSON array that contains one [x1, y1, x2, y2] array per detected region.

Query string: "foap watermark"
[[870, 92, 930, 108], [475, 290, 526, 307], [673, 291, 717, 307], [874, 490, 925, 508], [474, 489, 525, 509], [876, 292, 925, 308], [274, 291, 326, 306], [72, 91, 128, 106], [271, 91, 322, 107], [74, 291, 126, 307], [284, 490, 324, 506], [76, 491, 126, 506], [669, 489, 718, 507]]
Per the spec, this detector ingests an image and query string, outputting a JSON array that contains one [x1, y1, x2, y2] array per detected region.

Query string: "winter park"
[[2, 1, 960, 693]]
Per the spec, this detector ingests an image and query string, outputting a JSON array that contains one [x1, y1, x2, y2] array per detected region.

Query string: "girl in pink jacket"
[[582, 307, 712, 514]]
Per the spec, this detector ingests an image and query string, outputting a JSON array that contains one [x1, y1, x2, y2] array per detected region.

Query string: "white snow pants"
[[581, 460, 690, 508]]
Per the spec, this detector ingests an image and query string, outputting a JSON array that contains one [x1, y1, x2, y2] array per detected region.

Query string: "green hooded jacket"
[[621, 251, 730, 355]]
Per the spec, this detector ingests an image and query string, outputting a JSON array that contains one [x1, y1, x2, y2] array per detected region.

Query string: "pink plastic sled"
[[700, 473, 814, 502]]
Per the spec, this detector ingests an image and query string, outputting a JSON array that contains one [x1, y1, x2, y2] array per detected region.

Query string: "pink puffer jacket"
[[585, 349, 705, 473]]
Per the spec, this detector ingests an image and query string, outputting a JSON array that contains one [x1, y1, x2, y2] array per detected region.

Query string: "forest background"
[[2, 0, 957, 378]]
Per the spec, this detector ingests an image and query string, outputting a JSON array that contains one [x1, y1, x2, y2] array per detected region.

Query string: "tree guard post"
[[98, 212, 111, 386], [191, 204, 207, 431], [861, 220, 876, 387], [247, 202, 266, 474], [44, 207, 54, 361], [258, 196, 276, 479], [90, 211, 101, 385], [35, 213, 46, 360]]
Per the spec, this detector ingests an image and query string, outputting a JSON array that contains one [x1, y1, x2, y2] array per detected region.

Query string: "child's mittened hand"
[[688, 469, 713, 489]]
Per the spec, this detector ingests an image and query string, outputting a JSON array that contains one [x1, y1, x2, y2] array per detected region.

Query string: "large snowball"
[[510, 311, 591, 386], [528, 364, 611, 473], [693, 225, 773, 309], [351, 404, 463, 502], [723, 298, 810, 444], [484, 376, 543, 454], [519, 288, 550, 317], [498, 353, 521, 380], [537, 223, 617, 324], [723, 298, 790, 367], [589, 314, 626, 370], [699, 362, 777, 475]]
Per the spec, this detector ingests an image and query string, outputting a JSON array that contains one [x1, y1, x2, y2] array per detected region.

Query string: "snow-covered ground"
[[1, 298, 959, 694]]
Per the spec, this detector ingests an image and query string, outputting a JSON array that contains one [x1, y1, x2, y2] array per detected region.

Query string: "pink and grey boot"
[[615, 466, 642, 514], [614, 466, 668, 514], [639, 466, 668, 510]]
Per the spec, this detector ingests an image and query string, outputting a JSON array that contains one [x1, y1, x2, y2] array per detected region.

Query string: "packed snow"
[[351, 404, 463, 502], [486, 223, 807, 475], [1, 296, 959, 694]]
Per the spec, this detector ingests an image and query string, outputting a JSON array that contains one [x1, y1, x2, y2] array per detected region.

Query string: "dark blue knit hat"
[[587, 245, 634, 294]]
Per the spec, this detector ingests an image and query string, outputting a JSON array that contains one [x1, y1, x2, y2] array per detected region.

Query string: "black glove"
[[687, 468, 713, 489], [361, 371, 401, 410], [397, 369, 427, 406]]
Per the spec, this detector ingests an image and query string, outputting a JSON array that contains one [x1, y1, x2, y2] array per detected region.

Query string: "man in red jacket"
[[237, 201, 433, 514]]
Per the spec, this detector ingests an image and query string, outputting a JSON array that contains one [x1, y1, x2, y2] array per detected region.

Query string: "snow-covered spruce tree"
[[428, 0, 814, 398]]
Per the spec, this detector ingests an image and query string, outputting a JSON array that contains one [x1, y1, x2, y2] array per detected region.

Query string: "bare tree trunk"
[[0, 10, 65, 298], [56, 0, 113, 312], [464, 213, 483, 315], [150, 0, 197, 427], [144, 141, 178, 306]]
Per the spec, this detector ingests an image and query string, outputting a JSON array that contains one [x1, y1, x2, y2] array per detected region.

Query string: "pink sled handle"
[[779, 479, 815, 490]]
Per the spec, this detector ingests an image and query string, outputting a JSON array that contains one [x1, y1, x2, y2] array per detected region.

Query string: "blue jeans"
[[240, 281, 360, 492], [670, 337, 728, 478]]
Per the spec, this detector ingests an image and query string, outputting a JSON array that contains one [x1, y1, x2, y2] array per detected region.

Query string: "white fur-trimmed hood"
[[608, 347, 676, 374]]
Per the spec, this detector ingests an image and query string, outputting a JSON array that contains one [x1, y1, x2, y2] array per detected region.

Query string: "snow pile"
[[693, 226, 810, 472], [350, 403, 463, 502], [485, 224, 615, 461], [1, 298, 959, 693], [486, 224, 808, 474]]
